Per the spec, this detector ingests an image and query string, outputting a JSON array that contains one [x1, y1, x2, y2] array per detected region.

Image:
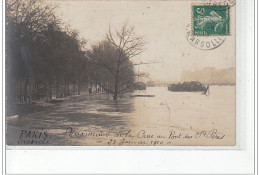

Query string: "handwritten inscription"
[[137, 130, 154, 138], [66, 127, 109, 137], [195, 129, 225, 139], [64, 127, 226, 146], [15, 127, 226, 145]]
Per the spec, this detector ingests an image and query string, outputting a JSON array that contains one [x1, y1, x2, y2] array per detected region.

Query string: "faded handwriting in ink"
[[114, 130, 133, 138], [119, 138, 147, 145], [195, 129, 225, 139], [137, 130, 154, 138], [168, 131, 182, 139], [63, 127, 226, 146], [65, 127, 108, 137]]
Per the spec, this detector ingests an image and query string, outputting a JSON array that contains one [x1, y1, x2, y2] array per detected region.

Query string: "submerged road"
[[6, 86, 236, 146]]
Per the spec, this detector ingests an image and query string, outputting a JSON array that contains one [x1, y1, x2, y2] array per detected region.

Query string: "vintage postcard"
[[6, 0, 236, 146]]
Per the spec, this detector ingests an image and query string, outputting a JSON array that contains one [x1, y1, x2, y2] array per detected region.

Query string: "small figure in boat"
[[202, 85, 210, 95]]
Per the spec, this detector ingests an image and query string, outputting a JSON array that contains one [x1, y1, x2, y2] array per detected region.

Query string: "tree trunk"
[[95, 82, 98, 94], [85, 81, 88, 94], [90, 83, 93, 94], [49, 82, 52, 100], [77, 82, 80, 95], [46, 85, 48, 101], [56, 81, 59, 98], [66, 81, 70, 96], [113, 61, 120, 100], [63, 81, 66, 97], [113, 74, 119, 100], [73, 81, 75, 95], [24, 73, 29, 103], [113, 92, 117, 100], [20, 81, 23, 103], [113, 79, 118, 100]]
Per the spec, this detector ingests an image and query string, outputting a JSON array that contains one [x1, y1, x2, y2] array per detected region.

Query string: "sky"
[[51, 0, 236, 82]]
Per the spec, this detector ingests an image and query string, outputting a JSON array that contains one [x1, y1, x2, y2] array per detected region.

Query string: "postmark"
[[186, 24, 226, 50], [192, 5, 230, 36], [202, 0, 236, 8]]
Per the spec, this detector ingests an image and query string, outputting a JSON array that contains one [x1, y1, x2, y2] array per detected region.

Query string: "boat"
[[129, 94, 155, 97], [129, 82, 154, 97], [168, 81, 207, 92], [133, 82, 146, 90]]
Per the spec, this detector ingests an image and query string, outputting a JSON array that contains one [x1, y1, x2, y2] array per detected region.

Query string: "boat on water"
[[129, 94, 155, 97], [133, 82, 146, 90], [168, 81, 207, 92], [129, 82, 155, 97]]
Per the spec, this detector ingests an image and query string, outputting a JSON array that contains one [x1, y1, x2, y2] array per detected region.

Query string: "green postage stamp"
[[192, 5, 230, 36]]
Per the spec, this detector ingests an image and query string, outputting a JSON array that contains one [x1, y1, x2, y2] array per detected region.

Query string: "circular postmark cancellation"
[[200, 0, 236, 8], [186, 24, 226, 50], [206, 1, 235, 12]]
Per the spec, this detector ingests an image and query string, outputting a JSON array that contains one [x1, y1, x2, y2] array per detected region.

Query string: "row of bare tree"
[[6, 0, 146, 103]]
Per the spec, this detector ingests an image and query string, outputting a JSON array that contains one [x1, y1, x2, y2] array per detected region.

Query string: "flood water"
[[7, 86, 236, 146]]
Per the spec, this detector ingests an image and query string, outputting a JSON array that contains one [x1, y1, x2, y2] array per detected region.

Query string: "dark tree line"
[[6, 0, 145, 104]]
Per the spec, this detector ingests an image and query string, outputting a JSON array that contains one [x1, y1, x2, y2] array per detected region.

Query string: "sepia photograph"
[[6, 0, 236, 146]]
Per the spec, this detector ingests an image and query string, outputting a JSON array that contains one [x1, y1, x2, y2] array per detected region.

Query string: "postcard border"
[[2, 0, 258, 174]]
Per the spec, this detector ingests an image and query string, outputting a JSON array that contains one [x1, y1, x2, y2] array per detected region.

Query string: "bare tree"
[[89, 40, 135, 96], [101, 21, 146, 100]]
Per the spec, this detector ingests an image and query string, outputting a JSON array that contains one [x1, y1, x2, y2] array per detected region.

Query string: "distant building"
[[181, 67, 235, 85]]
